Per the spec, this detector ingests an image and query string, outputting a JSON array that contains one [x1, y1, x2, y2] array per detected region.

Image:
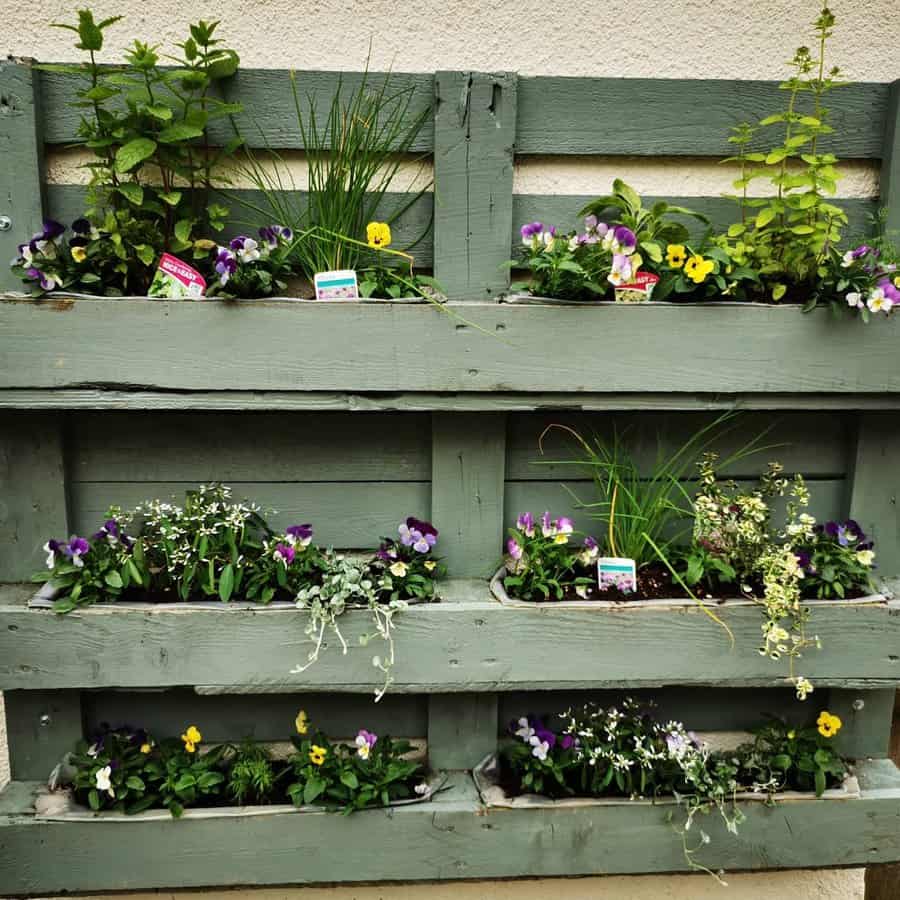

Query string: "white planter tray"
[[489, 566, 893, 610], [472, 753, 860, 810]]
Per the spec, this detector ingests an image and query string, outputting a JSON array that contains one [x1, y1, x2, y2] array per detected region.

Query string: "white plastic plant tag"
[[598, 557, 637, 593], [314, 269, 359, 300]]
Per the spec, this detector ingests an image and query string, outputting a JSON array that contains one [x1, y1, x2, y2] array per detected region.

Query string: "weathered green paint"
[[427, 693, 498, 769], [0, 60, 45, 292], [3, 690, 82, 780], [1, 582, 898, 692], [512, 195, 877, 249], [881, 80, 900, 236], [2, 763, 900, 894], [46, 185, 436, 267], [515, 77, 888, 157], [829, 688, 896, 759], [431, 412, 506, 576], [849, 413, 900, 573], [433, 71, 517, 298], [4, 300, 900, 394], [0, 413, 68, 580], [38, 68, 435, 151]]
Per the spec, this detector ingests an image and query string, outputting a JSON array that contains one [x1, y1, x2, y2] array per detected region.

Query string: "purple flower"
[[878, 278, 900, 304], [534, 727, 557, 748], [40, 220, 65, 241], [285, 524, 313, 546], [608, 252, 635, 285], [376, 543, 398, 562], [583, 535, 598, 551], [520, 221, 544, 245], [26, 267, 60, 292], [214, 247, 237, 286], [273, 542, 295, 565], [666, 731, 689, 756], [612, 225, 637, 253], [507, 537, 523, 560], [42, 538, 61, 569], [516, 512, 535, 537], [357, 729, 377, 748], [794, 550, 813, 573], [560, 734, 576, 750], [556, 517, 574, 534], [399, 517, 438, 553], [540, 511, 553, 537], [258, 225, 293, 248], [62, 536, 90, 568]]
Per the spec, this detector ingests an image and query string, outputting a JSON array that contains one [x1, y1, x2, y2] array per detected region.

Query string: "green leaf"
[[126, 776, 145, 791], [814, 768, 827, 797], [157, 190, 183, 207], [114, 138, 157, 173], [340, 771, 359, 790], [135, 244, 156, 267], [771, 283, 787, 301], [174, 219, 194, 244], [640, 241, 663, 263], [145, 104, 174, 121], [218, 563, 235, 603], [755, 208, 777, 228], [791, 224, 815, 235], [156, 123, 205, 144], [727, 223, 746, 238], [104, 570, 123, 589], [88, 788, 101, 810], [303, 777, 326, 805]]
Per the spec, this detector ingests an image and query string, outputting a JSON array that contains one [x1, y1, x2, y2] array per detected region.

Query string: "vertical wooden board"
[[881, 80, 900, 235], [427, 693, 497, 769], [848, 413, 900, 574], [431, 412, 506, 577], [828, 688, 895, 760], [4, 690, 82, 780], [0, 413, 68, 580], [0, 60, 45, 292], [433, 71, 517, 299]]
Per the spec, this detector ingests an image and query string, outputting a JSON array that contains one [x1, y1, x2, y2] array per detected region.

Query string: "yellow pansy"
[[684, 254, 715, 284], [786, 730, 796, 741], [140, 742, 152, 754], [181, 725, 202, 753], [894, 276, 900, 288], [295, 709, 309, 735], [666, 244, 687, 268], [816, 711, 842, 739], [366, 221, 392, 249], [553, 533, 569, 545], [309, 744, 328, 766], [71, 245, 87, 263], [389, 560, 408, 577], [424, 560, 437, 572]]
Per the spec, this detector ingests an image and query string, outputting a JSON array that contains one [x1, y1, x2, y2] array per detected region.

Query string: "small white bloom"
[[95, 765, 115, 797], [42, 541, 56, 569], [841, 250, 855, 268], [867, 287, 892, 313], [845, 291, 863, 308], [856, 549, 875, 567], [530, 737, 550, 761], [355, 736, 371, 760], [414, 782, 429, 795]]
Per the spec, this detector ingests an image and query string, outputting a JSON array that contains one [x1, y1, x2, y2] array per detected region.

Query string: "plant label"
[[598, 557, 637, 593], [614, 271, 659, 303], [314, 269, 359, 301], [148, 253, 207, 299]]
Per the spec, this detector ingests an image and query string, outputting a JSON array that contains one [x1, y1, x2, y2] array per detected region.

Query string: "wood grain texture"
[[3, 690, 82, 780], [0, 413, 68, 580], [46, 185, 436, 266], [2, 764, 900, 894], [881, 80, 900, 236], [4, 299, 900, 393], [512, 195, 877, 250], [829, 688, 896, 759], [427, 693, 498, 769], [431, 413, 506, 576], [0, 60, 45, 292], [1, 582, 899, 692], [515, 78, 888, 157], [38, 68, 435, 151], [849, 413, 900, 574], [434, 71, 517, 298]]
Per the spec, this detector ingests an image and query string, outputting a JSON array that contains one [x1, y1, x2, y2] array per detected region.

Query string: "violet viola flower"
[[516, 511, 535, 537], [376, 543, 398, 562], [355, 729, 377, 759], [842, 245, 871, 267], [229, 236, 261, 263], [613, 226, 637, 253], [285, 524, 313, 547], [273, 542, 295, 565], [214, 247, 237, 286], [62, 536, 90, 568], [879, 278, 900, 305], [608, 253, 634, 286], [520, 222, 544, 246], [540, 511, 553, 537], [559, 734, 575, 750], [507, 537, 523, 561], [41, 220, 65, 241], [42, 539, 61, 569], [556, 517, 574, 535], [258, 225, 293, 248], [26, 267, 60, 292], [399, 517, 438, 553]]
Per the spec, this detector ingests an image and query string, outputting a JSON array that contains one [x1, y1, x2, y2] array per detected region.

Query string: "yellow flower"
[[424, 560, 437, 572], [389, 560, 408, 577], [309, 744, 328, 766], [71, 245, 87, 263], [140, 742, 152, 754], [856, 549, 875, 567], [894, 276, 900, 288], [787, 730, 796, 740], [666, 244, 687, 268], [684, 254, 715, 284], [817, 711, 842, 739], [366, 221, 392, 249], [553, 533, 569, 545], [181, 725, 202, 753], [295, 710, 308, 736]]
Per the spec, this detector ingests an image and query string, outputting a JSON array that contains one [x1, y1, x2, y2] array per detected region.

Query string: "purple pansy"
[[258, 224, 293, 248], [399, 517, 439, 553], [376, 543, 398, 562], [507, 537, 523, 561], [520, 221, 544, 245], [285, 524, 313, 546], [560, 734, 576, 750], [42, 538, 61, 569], [556, 516, 574, 534], [71, 218, 91, 235], [26, 266, 60, 291], [273, 542, 295, 565], [516, 512, 535, 537], [62, 536, 90, 568], [214, 247, 237, 286]]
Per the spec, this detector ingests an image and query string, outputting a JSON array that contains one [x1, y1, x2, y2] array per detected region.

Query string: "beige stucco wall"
[[2, 1, 897, 897]]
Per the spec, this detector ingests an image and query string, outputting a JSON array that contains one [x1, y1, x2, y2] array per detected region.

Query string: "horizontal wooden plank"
[[515, 78, 889, 157], [4, 389, 900, 412], [506, 412, 851, 479], [3, 299, 900, 394], [46, 185, 435, 266], [38, 69, 435, 151], [504, 479, 847, 538], [1, 581, 898, 692], [512, 195, 877, 245], [69, 411, 431, 482], [70, 481, 429, 549], [83, 690, 427, 741], [2, 763, 900, 894]]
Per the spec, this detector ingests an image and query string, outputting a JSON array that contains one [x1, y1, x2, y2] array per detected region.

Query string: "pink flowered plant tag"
[[598, 557, 637, 594], [614, 271, 659, 303], [148, 253, 207, 299]]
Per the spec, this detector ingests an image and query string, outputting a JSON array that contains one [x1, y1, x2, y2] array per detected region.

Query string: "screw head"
[[852, 698, 865, 712], [39, 713, 52, 727], [0, 216, 11, 232]]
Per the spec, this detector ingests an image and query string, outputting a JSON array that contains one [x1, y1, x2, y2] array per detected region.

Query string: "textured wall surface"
[[0, 0, 892, 897]]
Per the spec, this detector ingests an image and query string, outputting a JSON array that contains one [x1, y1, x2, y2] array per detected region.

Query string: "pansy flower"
[[516, 512, 536, 537], [867, 286, 893, 313], [608, 253, 634, 286], [389, 560, 409, 578], [273, 542, 295, 565], [230, 236, 261, 263], [684, 254, 715, 284], [258, 224, 293, 248], [520, 221, 544, 247], [666, 244, 687, 268], [26, 267, 61, 292], [506, 537, 523, 561], [841, 245, 871, 267], [355, 729, 377, 760], [95, 765, 115, 798], [61, 536, 90, 568], [181, 725, 202, 753], [366, 221, 392, 249], [309, 744, 328, 766], [285, 524, 313, 547], [214, 247, 237, 286], [42, 538, 61, 569]]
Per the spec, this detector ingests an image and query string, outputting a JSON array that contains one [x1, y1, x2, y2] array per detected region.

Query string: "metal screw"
[[39, 713, 52, 727], [0, 216, 11, 232], [852, 698, 865, 712]]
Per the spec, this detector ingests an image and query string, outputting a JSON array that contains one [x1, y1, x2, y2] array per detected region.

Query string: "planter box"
[[472, 753, 862, 808]]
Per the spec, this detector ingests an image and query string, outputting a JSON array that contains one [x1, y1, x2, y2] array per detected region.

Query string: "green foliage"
[[227, 742, 278, 805], [794, 519, 876, 600]]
